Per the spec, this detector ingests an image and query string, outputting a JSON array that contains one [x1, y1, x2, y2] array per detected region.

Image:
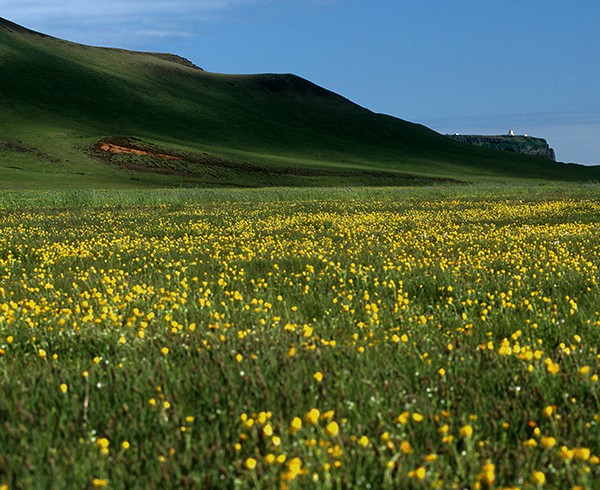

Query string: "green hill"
[[1, 17, 598, 188]]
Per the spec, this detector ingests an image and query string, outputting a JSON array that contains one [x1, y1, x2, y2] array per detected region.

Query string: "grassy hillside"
[[1, 17, 599, 188]]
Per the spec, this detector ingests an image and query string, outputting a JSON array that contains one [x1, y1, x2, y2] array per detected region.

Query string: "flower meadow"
[[0, 187, 599, 489]]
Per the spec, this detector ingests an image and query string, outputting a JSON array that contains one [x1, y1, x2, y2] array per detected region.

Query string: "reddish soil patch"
[[99, 142, 182, 160]]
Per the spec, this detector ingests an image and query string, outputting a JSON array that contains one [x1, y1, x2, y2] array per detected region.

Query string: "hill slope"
[[1, 17, 598, 188]]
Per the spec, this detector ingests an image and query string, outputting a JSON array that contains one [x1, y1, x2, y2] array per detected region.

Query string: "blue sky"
[[3, 0, 599, 165]]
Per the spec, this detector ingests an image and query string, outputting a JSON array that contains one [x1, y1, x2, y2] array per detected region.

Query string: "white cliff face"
[[446, 134, 556, 161]]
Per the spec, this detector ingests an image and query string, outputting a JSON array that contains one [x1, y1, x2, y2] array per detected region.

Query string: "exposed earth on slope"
[[92, 137, 462, 185], [98, 140, 182, 160]]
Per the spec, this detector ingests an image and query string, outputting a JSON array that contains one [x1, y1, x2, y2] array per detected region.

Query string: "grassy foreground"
[[1, 185, 599, 489]]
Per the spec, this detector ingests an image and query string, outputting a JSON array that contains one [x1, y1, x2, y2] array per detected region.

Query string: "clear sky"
[[3, 0, 600, 165]]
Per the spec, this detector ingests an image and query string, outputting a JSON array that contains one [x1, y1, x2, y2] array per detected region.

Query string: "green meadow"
[[1, 185, 599, 489]]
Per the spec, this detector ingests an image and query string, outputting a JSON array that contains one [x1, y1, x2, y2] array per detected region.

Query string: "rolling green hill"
[[1, 17, 598, 188]]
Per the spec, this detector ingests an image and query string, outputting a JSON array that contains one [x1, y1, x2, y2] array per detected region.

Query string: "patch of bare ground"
[[99, 142, 182, 160], [92, 136, 462, 184], [93, 137, 240, 178]]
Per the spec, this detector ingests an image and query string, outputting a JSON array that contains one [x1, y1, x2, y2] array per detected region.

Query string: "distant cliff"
[[446, 134, 556, 161]]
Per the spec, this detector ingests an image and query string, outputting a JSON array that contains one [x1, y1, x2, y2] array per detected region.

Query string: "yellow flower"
[[263, 423, 273, 436], [286, 457, 303, 478], [545, 359, 559, 374], [574, 447, 591, 460], [400, 440, 413, 454], [412, 413, 424, 423], [497, 338, 512, 356], [579, 365, 591, 376], [59, 383, 68, 394], [92, 479, 109, 487], [97, 438, 110, 449], [531, 471, 546, 485], [121, 441, 130, 450], [305, 408, 320, 425], [161, 347, 169, 355], [558, 445, 574, 460], [321, 410, 335, 421], [540, 436, 556, 448], [542, 405, 554, 418], [408, 467, 426, 480], [325, 421, 339, 437], [477, 462, 495, 486], [289, 416, 302, 433], [38, 349, 47, 359], [97, 438, 110, 455], [244, 457, 257, 470], [459, 425, 473, 438], [313, 371, 324, 382], [358, 435, 369, 447]]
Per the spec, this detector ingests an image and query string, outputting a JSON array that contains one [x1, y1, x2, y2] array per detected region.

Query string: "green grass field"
[[1, 184, 599, 489], [2, 17, 600, 189]]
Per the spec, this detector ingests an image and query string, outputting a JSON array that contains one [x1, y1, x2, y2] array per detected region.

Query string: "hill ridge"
[[0, 16, 49, 37], [0, 16, 203, 71]]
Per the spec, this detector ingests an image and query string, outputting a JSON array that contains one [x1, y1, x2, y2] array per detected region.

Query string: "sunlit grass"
[[0, 186, 599, 488]]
